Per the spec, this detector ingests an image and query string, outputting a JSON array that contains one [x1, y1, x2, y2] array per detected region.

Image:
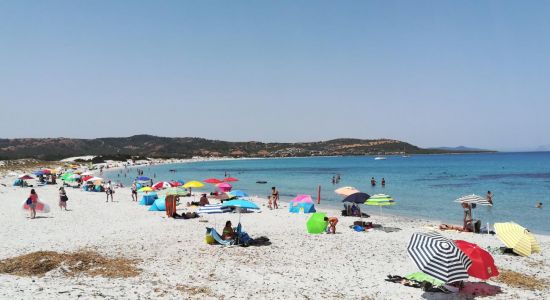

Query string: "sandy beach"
[[0, 174, 548, 300]]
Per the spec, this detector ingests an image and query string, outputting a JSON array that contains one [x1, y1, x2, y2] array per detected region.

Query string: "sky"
[[1, 1, 549, 151]]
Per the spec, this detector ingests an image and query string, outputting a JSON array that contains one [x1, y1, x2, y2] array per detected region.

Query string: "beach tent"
[[307, 212, 328, 234], [289, 195, 316, 213], [13, 179, 23, 186], [289, 202, 316, 213], [139, 192, 158, 205], [216, 182, 232, 192], [148, 197, 166, 211]]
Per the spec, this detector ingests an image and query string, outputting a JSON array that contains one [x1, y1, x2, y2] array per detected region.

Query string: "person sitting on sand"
[[222, 221, 235, 240], [324, 216, 338, 234], [536, 202, 543, 209], [199, 194, 209, 206]]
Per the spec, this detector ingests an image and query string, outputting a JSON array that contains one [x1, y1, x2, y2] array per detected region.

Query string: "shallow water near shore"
[[105, 152, 550, 233]]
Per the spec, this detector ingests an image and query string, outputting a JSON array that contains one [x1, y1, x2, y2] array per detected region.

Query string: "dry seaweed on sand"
[[0, 250, 140, 278], [493, 269, 548, 291]]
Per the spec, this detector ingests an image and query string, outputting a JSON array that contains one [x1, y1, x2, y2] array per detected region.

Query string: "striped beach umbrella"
[[455, 194, 492, 206], [407, 232, 472, 283], [197, 204, 232, 215], [365, 194, 395, 216], [494, 222, 540, 257]]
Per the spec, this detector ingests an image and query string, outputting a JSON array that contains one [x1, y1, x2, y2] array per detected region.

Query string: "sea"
[[104, 152, 550, 234]]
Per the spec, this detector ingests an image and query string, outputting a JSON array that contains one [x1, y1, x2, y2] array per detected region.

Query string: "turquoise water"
[[105, 153, 550, 233]]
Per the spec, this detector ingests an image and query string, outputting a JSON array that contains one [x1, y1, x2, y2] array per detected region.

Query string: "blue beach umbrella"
[[227, 190, 249, 198], [136, 176, 150, 181], [33, 170, 45, 176], [342, 192, 371, 204], [222, 199, 260, 224]]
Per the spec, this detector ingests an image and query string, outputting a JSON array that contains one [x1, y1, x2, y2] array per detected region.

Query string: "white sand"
[[0, 177, 549, 299]]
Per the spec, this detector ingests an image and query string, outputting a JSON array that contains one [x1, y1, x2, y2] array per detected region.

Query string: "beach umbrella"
[[204, 178, 223, 184], [342, 192, 370, 204], [41, 169, 51, 174], [80, 171, 93, 176], [223, 177, 239, 182], [455, 194, 492, 206], [454, 240, 499, 280], [136, 176, 150, 181], [407, 231, 472, 283], [216, 182, 232, 192], [227, 190, 249, 198], [334, 186, 360, 196], [165, 187, 188, 196], [183, 181, 204, 189], [86, 177, 103, 182], [494, 222, 540, 257], [291, 194, 314, 203], [222, 199, 260, 224], [153, 181, 171, 189], [197, 204, 232, 215], [365, 193, 395, 216], [81, 175, 93, 182], [18, 174, 34, 180], [405, 272, 444, 286], [33, 170, 45, 176], [61, 172, 73, 180], [139, 187, 154, 193], [306, 212, 328, 234], [169, 181, 182, 187], [72, 170, 83, 174]]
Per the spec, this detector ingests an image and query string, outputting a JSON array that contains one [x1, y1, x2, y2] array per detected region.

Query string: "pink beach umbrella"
[[216, 182, 233, 192], [153, 181, 171, 189], [291, 194, 314, 203]]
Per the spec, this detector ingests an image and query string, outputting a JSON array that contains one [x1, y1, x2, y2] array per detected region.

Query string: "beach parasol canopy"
[[165, 187, 188, 196], [18, 174, 34, 180], [139, 186, 154, 193], [223, 177, 239, 182], [407, 232, 472, 283], [222, 199, 260, 224], [454, 240, 499, 280], [227, 190, 249, 198], [291, 194, 314, 203], [494, 222, 540, 257], [204, 178, 223, 184], [365, 194, 395, 206], [81, 175, 93, 182], [80, 171, 94, 176], [306, 212, 328, 234], [183, 181, 204, 189], [136, 176, 150, 181], [455, 194, 492, 206], [334, 186, 360, 196], [216, 182, 232, 192], [169, 181, 182, 187], [33, 170, 45, 176], [153, 181, 171, 189], [342, 192, 370, 204], [86, 177, 103, 182]]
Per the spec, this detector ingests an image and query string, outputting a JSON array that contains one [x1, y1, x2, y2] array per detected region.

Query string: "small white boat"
[[374, 156, 386, 160]]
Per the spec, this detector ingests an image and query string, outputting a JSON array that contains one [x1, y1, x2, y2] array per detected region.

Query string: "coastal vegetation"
[[0, 135, 494, 160]]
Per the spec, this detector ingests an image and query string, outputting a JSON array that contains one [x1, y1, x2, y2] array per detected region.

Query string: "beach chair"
[[206, 227, 234, 246]]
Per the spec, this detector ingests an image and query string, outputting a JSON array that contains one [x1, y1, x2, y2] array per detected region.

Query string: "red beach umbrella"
[[223, 177, 238, 182], [454, 240, 499, 280], [169, 181, 182, 187], [18, 174, 34, 180], [204, 178, 223, 184], [81, 175, 93, 182]]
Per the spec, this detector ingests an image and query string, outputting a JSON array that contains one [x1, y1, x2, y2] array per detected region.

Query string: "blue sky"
[[1, 1, 549, 150]]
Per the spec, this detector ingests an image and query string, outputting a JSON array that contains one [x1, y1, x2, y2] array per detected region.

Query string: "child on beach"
[[131, 182, 137, 201], [27, 189, 38, 219], [267, 195, 273, 209], [324, 216, 338, 234]]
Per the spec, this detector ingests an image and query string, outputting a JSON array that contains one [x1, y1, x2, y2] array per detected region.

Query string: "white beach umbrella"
[[455, 194, 492, 206]]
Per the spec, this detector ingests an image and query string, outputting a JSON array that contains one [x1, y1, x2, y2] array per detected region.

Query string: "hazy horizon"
[[1, 1, 549, 151]]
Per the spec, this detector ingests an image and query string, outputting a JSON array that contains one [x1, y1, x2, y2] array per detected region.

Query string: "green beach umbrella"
[[365, 194, 395, 216], [165, 187, 187, 196], [307, 212, 328, 234]]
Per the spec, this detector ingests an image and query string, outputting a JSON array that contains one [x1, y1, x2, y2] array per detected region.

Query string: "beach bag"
[[353, 225, 365, 232], [26, 198, 32, 205]]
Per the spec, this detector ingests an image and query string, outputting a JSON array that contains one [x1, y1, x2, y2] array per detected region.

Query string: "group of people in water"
[[370, 177, 386, 187]]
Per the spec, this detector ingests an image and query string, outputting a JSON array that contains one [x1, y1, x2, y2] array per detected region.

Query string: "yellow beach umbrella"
[[183, 181, 204, 189], [139, 187, 154, 193], [494, 222, 541, 257]]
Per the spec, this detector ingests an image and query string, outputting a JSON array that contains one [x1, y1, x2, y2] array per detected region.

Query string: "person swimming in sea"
[[370, 177, 376, 186]]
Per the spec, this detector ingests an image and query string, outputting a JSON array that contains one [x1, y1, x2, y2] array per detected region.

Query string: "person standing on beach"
[[271, 187, 279, 209], [59, 187, 68, 210], [486, 191, 493, 205], [131, 182, 138, 201], [462, 202, 473, 232], [105, 180, 114, 202], [27, 189, 38, 219]]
